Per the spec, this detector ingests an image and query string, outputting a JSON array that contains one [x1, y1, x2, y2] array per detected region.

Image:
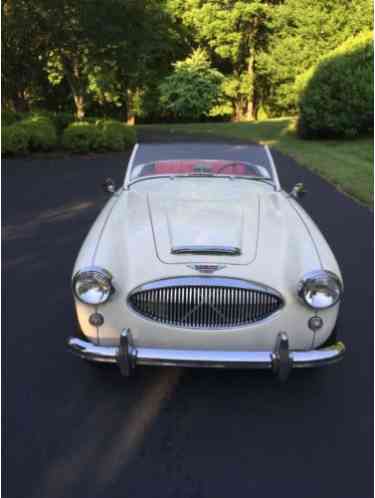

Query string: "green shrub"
[[3, 114, 135, 154], [159, 49, 224, 121], [20, 116, 58, 151], [2, 111, 25, 126], [2, 124, 31, 154], [94, 120, 136, 151], [29, 111, 74, 134], [297, 31, 374, 138], [62, 122, 100, 153], [54, 112, 75, 133]]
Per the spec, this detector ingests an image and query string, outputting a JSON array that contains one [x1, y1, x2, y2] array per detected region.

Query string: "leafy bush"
[[62, 122, 100, 152], [51, 112, 74, 134], [2, 111, 25, 126], [20, 116, 58, 151], [297, 31, 374, 138], [94, 120, 136, 151], [2, 124, 31, 154], [159, 49, 224, 121], [29, 110, 74, 134], [3, 114, 134, 154]]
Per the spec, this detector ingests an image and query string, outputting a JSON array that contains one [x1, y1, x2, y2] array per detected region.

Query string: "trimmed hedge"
[[62, 120, 136, 153], [2, 115, 57, 154], [2, 114, 136, 155], [94, 120, 137, 151], [53, 112, 75, 134], [297, 31, 374, 138], [2, 124, 30, 154], [2, 111, 25, 126], [62, 122, 100, 153], [20, 116, 58, 151]]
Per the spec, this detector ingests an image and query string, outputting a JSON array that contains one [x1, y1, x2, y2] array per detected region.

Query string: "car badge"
[[187, 264, 226, 274]]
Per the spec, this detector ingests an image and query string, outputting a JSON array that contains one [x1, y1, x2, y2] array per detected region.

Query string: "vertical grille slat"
[[129, 279, 283, 328]]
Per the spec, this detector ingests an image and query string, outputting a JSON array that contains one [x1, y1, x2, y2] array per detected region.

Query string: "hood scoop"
[[171, 245, 241, 256], [148, 194, 260, 265]]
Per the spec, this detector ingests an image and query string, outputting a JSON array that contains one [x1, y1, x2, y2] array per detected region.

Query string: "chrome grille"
[[128, 277, 283, 329]]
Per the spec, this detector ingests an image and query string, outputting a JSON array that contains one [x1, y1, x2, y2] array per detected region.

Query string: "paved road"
[[4, 136, 373, 498]]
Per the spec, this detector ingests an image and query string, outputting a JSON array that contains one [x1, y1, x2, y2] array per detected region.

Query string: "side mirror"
[[102, 178, 116, 194], [290, 182, 306, 199]]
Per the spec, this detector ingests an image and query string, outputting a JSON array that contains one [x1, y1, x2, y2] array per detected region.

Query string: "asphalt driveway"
[[4, 135, 373, 498]]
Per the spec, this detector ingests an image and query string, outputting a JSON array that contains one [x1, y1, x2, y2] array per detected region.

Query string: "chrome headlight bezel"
[[72, 266, 114, 305], [298, 270, 343, 310]]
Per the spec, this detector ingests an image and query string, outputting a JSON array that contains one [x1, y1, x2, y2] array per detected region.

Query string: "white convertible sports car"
[[68, 142, 345, 381]]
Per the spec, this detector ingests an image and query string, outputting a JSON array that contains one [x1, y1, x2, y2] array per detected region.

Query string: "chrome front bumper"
[[67, 330, 345, 381]]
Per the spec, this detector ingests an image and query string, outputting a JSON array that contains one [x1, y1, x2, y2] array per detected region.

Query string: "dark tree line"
[[2, 0, 372, 121]]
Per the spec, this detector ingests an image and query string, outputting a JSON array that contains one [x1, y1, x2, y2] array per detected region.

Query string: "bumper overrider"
[[67, 330, 345, 381]]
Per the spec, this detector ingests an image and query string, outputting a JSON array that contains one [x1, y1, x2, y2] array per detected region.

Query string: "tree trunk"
[[61, 55, 86, 119], [122, 89, 129, 123], [246, 51, 255, 121], [126, 88, 136, 125], [11, 90, 28, 113], [73, 94, 85, 120], [252, 91, 259, 121], [246, 100, 254, 121]]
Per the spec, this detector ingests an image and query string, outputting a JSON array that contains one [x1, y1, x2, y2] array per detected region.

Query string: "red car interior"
[[149, 160, 255, 176]]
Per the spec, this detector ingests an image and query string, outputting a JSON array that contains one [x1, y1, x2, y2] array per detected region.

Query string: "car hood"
[[88, 184, 326, 299], [148, 193, 259, 264]]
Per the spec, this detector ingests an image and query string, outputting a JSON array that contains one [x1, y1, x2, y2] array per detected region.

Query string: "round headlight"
[[73, 267, 114, 305], [298, 270, 342, 309]]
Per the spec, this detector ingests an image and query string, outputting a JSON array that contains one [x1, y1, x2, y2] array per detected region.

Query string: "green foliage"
[[167, 0, 272, 119], [53, 112, 75, 133], [3, 0, 374, 123], [3, 0, 184, 119], [257, 0, 373, 115], [62, 122, 100, 153], [94, 120, 136, 151], [2, 110, 25, 126], [62, 119, 136, 152], [20, 115, 58, 150], [19, 110, 74, 133], [297, 31, 374, 138], [2, 115, 57, 153], [2, 0, 46, 113], [159, 49, 224, 120], [2, 124, 30, 154]]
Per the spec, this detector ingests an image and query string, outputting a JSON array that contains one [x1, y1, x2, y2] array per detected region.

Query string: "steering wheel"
[[216, 161, 260, 175]]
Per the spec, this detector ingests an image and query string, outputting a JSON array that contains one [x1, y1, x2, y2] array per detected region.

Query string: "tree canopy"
[[2, 0, 373, 123]]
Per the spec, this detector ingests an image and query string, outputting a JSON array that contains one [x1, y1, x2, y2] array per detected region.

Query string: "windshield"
[[126, 143, 278, 187], [130, 159, 271, 182]]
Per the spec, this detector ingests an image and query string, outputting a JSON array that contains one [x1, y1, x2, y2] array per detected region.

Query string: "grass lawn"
[[137, 118, 373, 207]]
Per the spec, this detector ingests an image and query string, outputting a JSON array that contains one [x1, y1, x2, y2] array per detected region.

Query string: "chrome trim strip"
[[124, 143, 139, 189], [171, 245, 241, 256], [129, 276, 283, 295], [187, 264, 226, 274], [264, 145, 281, 191], [68, 338, 118, 363], [67, 337, 346, 371]]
